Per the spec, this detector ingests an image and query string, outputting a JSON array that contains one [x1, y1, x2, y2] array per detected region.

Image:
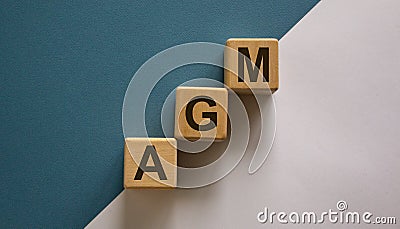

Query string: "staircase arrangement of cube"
[[124, 38, 279, 188]]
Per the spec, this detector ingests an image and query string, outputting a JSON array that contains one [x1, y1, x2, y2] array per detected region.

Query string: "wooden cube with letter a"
[[124, 138, 177, 188], [224, 38, 279, 94], [174, 87, 228, 141]]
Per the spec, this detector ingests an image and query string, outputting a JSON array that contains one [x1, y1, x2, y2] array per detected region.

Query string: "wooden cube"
[[174, 87, 228, 141], [224, 38, 279, 94], [124, 138, 177, 188]]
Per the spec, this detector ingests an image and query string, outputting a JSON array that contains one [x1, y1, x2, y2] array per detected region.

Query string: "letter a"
[[134, 145, 167, 180]]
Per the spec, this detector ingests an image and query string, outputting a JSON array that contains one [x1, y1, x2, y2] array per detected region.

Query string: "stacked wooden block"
[[124, 38, 279, 188]]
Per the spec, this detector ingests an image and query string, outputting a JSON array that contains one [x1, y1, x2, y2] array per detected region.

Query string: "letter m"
[[238, 47, 269, 83]]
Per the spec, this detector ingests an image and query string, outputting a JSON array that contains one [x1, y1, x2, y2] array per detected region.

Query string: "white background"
[[87, 1, 400, 228]]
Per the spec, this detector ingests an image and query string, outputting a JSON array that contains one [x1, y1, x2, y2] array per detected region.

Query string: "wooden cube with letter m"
[[124, 138, 177, 188], [224, 38, 279, 94]]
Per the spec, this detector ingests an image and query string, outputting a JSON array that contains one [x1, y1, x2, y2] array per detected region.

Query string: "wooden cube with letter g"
[[124, 138, 177, 188], [174, 87, 228, 141]]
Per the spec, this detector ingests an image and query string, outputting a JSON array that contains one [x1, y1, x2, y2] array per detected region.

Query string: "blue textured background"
[[0, 0, 318, 227]]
